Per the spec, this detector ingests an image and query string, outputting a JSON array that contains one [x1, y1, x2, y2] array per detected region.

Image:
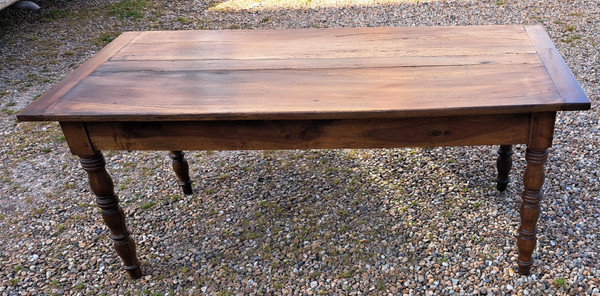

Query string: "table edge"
[[16, 32, 142, 121], [17, 104, 566, 122], [524, 25, 591, 110]]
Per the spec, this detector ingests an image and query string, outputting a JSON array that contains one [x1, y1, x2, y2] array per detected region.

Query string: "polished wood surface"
[[18, 25, 589, 122], [17, 26, 591, 278]]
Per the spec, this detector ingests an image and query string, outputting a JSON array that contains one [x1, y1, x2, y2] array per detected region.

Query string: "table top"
[[18, 25, 590, 122]]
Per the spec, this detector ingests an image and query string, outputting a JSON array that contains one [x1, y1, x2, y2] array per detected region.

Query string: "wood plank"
[[112, 40, 535, 61], [60, 122, 95, 155], [114, 26, 536, 61], [527, 112, 556, 148], [524, 25, 590, 110], [17, 32, 141, 121], [85, 114, 531, 151], [129, 26, 531, 45], [40, 63, 562, 121], [98, 54, 542, 72]]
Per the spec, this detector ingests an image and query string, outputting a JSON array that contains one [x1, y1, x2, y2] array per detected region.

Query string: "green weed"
[[107, 0, 148, 19], [553, 277, 567, 288], [140, 201, 156, 210]]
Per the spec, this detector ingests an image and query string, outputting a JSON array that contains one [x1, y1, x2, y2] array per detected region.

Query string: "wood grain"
[[113, 27, 536, 61], [524, 25, 590, 110], [83, 114, 531, 151], [97, 53, 541, 72], [60, 122, 95, 155], [128, 26, 531, 45], [37, 63, 562, 121], [18, 26, 589, 122], [528, 112, 556, 148], [17, 32, 141, 121]]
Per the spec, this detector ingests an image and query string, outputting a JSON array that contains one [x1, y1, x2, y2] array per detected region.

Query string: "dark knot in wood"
[[431, 130, 449, 137]]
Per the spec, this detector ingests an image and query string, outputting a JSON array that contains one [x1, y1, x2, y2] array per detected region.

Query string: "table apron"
[[60, 113, 532, 153]]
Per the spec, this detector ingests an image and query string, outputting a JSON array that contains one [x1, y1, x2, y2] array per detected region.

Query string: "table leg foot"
[[80, 152, 142, 279], [124, 262, 143, 279], [169, 151, 193, 194], [517, 259, 533, 275], [517, 148, 548, 275], [496, 145, 513, 191]]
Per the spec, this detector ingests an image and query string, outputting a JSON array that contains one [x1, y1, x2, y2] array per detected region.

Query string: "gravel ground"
[[1, 0, 599, 295]]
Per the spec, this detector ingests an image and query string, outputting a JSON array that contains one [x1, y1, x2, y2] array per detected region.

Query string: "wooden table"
[[18, 25, 590, 278]]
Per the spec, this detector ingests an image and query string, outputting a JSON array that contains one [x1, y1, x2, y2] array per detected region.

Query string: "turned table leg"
[[169, 151, 193, 195], [496, 145, 513, 191], [79, 152, 142, 279], [517, 148, 548, 275]]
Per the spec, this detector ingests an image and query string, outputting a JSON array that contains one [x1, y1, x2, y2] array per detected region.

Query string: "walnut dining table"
[[17, 25, 590, 278]]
